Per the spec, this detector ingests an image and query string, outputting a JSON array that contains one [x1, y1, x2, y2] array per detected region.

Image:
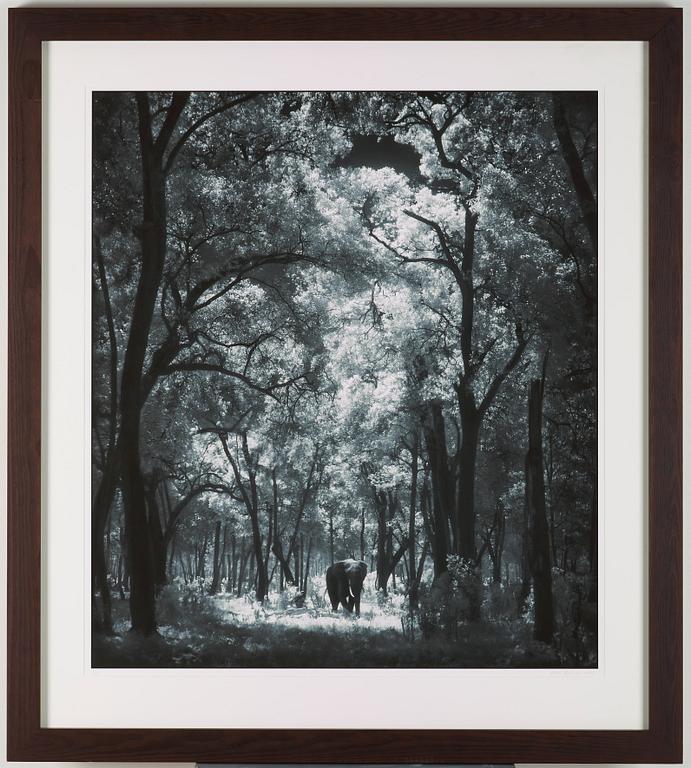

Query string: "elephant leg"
[[348, 573, 364, 616], [326, 571, 339, 611], [339, 582, 352, 613]]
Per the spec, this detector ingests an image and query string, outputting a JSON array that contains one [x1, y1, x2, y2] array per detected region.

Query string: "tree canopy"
[[92, 90, 597, 668]]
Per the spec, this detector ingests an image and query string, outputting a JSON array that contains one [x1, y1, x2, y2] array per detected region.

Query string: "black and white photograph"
[[91, 90, 597, 669]]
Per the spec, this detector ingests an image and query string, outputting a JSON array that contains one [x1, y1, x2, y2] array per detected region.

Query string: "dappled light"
[[91, 91, 597, 668]]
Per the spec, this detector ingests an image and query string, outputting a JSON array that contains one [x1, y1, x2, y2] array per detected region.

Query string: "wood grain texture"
[[7, 7, 43, 763], [5, 6, 680, 41], [6, 6, 683, 763], [646, 13, 684, 763]]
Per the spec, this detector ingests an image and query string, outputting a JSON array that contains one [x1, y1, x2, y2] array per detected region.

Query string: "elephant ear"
[[360, 562, 368, 578]]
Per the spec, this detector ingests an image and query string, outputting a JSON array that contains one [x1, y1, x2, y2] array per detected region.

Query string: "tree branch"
[[403, 209, 465, 287], [163, 361, 300, 401], [93, 234, 118, 457], [154, 92, 191, 157], [478, 323, 530, 417], [552, 94, 597, 252], [213, 432, 255, 517], [163, 93, 258, 174]]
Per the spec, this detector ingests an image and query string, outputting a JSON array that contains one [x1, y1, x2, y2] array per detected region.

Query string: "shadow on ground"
[[92, 596, 570, 669]]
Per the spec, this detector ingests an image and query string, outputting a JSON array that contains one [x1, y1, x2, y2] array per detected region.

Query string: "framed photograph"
[[7, 6, 682, 763]]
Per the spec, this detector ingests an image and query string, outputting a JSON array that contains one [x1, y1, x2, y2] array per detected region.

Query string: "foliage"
[[91, 90, 597, 667]]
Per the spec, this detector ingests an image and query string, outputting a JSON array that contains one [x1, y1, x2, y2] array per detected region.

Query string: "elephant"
[[326, 559, 368, 616]]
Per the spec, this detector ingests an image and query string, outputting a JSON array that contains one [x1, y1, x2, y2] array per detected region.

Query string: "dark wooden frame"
[[8, 6, 682, 763]]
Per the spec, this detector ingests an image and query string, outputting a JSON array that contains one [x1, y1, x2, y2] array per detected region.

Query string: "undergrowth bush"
[[552, 569, 597, 666], [156, 581, 220, 628], [418, 558, 483, 638]]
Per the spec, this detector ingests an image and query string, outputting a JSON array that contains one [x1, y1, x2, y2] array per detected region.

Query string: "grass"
[[92, 589, 569, 669]]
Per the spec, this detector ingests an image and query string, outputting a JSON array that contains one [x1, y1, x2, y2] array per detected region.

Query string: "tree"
[[525, 360, 554, 643], [94, 90, 339, 628], [92, 91, 597, 664], [360, 93, 537, 569]]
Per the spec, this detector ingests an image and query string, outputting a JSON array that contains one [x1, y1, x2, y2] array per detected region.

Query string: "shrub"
[[156, 581, 220, 628], [417, 558, 486, 638]]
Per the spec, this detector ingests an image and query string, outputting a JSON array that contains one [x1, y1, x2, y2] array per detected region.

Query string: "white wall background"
[[0, 0, 687, 765]]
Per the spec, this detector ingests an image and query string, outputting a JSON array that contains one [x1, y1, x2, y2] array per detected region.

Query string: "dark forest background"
[[92, 91, 597, 668]]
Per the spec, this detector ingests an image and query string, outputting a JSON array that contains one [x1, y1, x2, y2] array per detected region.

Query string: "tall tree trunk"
[[220, 525, 228, 583], [456, 397, 480, 560], [419, 469, 434, 556], [197, 531, 209, 579], [236, 543, 249, 597], [492, 504, 506, 585], [329, 508, 334, 564], [408, 429, 419, 607], [209, 519, 223, 595], [359, 507, 366, 560], [526, 375, 554, 644], [92, 234, 119, 633], [119, 93, 188, 635], [178, 553, 187, 584], [145, 481, 167, 592], [264, 501, 273, 575], [240, 434, 268, 602], [302, 538, 312, 594], [120, 129, 164, 632], [414, 540, 430, 589], [383, 540, 409, 594], [424, 402, 451, 577], [272, 539, 296, 585], [91, 528, 112, 632], [588, 480, 598, 602], [219, 432, 268, 600], [298, 534, 304, 589], [247, 551, 255, 593], [552, 93, 597, 255], [284, 448, 321, 570], [401, 151, 529, 598], [225, 555, 235, 594], [517, 488, 532, 615], [375, 488, 389, 593], [92, 473, 121, 620], [249, 519, 267, 602], [230, 534, 237, 593], [168, 529, 177, 579], [116, 553, 124, 596]]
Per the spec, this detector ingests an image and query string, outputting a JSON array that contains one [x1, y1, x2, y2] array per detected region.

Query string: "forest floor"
[[92, 577, 566, 668]]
